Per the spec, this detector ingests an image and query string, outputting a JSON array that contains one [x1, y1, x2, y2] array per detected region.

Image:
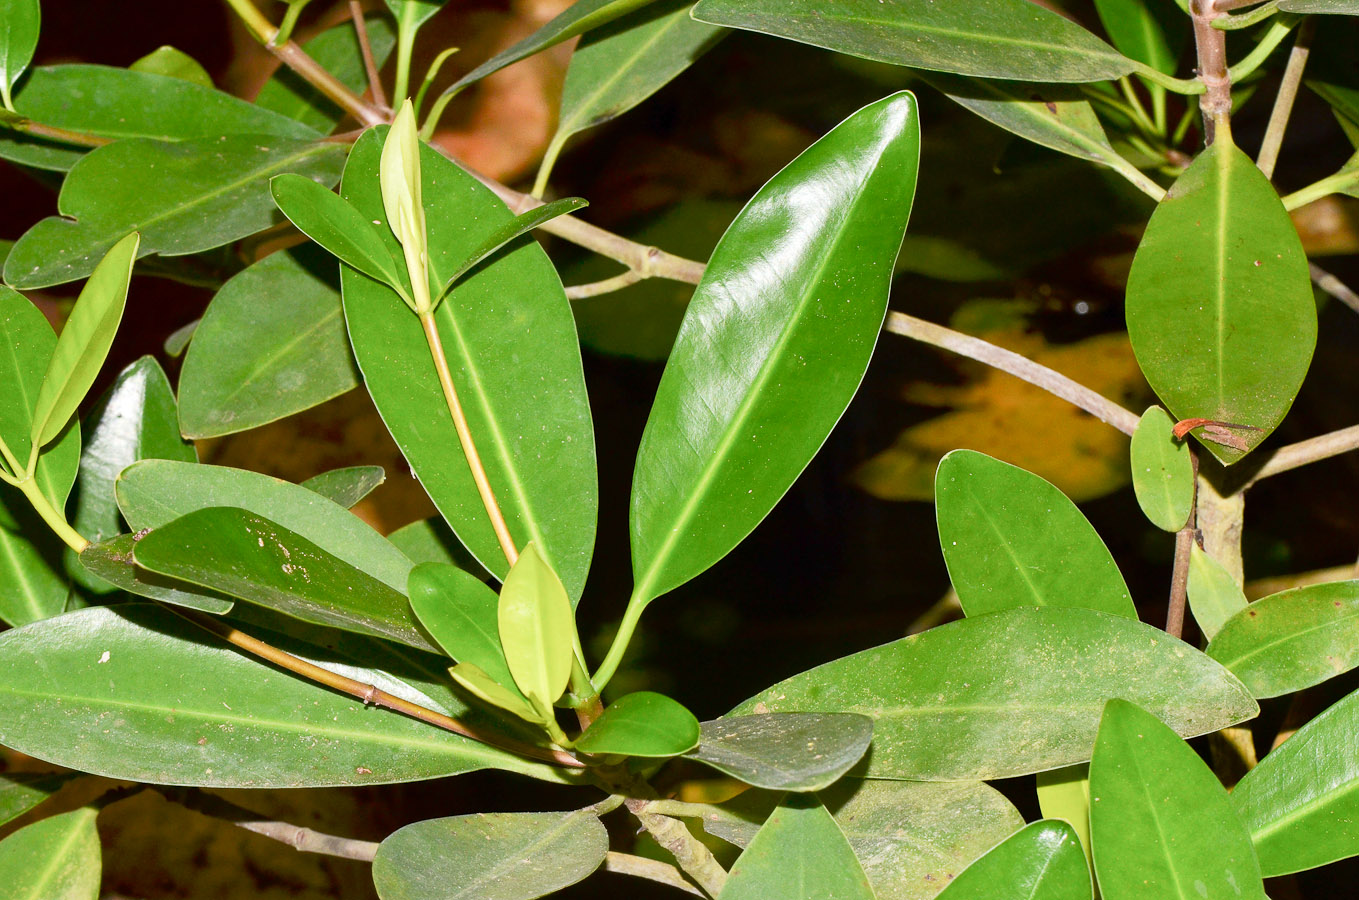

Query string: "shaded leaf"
[[574, 691, 699, 757], [630, 92, 918, 606], [0, 808, 101, 900], [1279, 0, 1359, 11], [372, 808, 608, 900], [1093, 0, 1185, 73], [1037, 766, 1094, 876], [257, 14, 397, 133], [1130, 406, 1193, 532], [387, 515, 484, 575], [935, 820, 1090, 900], [407, 561, 516, 688], [0, 0, 40, 110], [720, 796, 874, 900], [0, 772, 76, 828], [498, 543, 574, 715], [1186, 545, 1247, 641], [129, 46, 213, 88], [0, 487, 72, 628], [302, 465, 385, 508], [731, 607, 1257, 780], [78, 533, 233, 614], [687, 713, 871, 791]]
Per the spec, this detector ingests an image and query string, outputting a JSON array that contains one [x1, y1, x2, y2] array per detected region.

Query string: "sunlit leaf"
[[498, 543, 575, 716], [934, 820, 1090, 900], [78, 533, 233, 614], [407, 561, 517, 690], [271, 173, 408, 293]]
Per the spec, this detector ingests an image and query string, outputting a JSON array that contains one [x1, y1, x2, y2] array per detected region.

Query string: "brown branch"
[[349, 1, 389, 111], [0, 115, 112, 148], [160, 787, 380, 861], [1167, 453, 1201, 640], [1191, 0, 1233, 145], [626, 799, 728, 898], [565, 270, 644, 299], [1250, 424, 1359, 482], [605, 852, 704, 897]]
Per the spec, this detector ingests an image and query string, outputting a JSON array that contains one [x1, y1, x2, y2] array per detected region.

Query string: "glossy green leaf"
[[372, 807, 608, 900], [543, 1, 725, 177], [407, 561, 516, 685], [77, 533, 233, 614], [686, 713, 871, 791], [4, 136, 346, 289], [1093, 0, 1184, 73], [302, 465, 385, 508], [1037, 766, 1094, 875], [177, 246, 358, 438], [0, 808, 100, 900], [0, 487, 71, 628], [574, 691, 699, 757], [1232, 685, 1359, 875], [0, 772, 75, 827], [631, 92, 918, 605], [0, 64, 318, 171], [449, 661, 544, 724], [700, 779, 1023, 900], [134, 506, 437, 652], [441, 0, 656, 97], [691, 0, 1136, 83], [935, 450, 1135, 619], [1279, 0, 1359, 12], [1207, 580, 1359, 698], [498, 543, 574, 715], [129, 45, 213, 87], [271, 173, 408, 294], [731, 607, 1257, 780], [0, 604, 568, 786], [720, 795, 874, 900], [116, 459, 414, 592], [1089, 700, 1266, 900], [1125, 140, 1316, 465], [1130, 406, 1193, 532], [935, 820, 1090, 900], [257, 14, 397, 133], [0, 0, 39, 110], [1186, 545, 1247, 641], [30, 233, 139, 447], [340, 129, 597, 600]]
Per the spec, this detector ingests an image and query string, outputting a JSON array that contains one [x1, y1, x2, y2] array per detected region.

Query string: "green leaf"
[[0, 604, 569, 786], [340, 128, 597, 601], [388, 515, 485, 574], [1186, 545, 1247, 641], [1206, 580, 1359, 698], [934, 820, 1091, 900], [0, 0, 40, 111], [691, 0, 1136, 83], [698, 780, 1024, 900], [0, 64, 319, 172], [129, 45, 213, 88], [302, 465, 385, 508], [1089, 700, 1266, 900], [1279, 0, 1359, 12], [441, 0, 657, 97], [449, 661, 545, 724], [4, 136, 347, 289], [935, 450, 1136, 619], [1232, 685, 1359, 875], [720, 795, 875, 900], [0, 772, 76, 828], [1125, 140, 1316, 465], [116, 459, 414, 593], [686, 713, 871, 791], [177, 246, 358, 439], [498, 542, 575, 715], [1129, 406, 1193, 532], [257, 14, 397, 133], [78, 533, 233, 614], [380, 101, 428, 313], [30, 233, 139, 447], [1092, 0, 1185, 74], [1037, 766, 1094, 877], [382, 0, 447, 30], [543, 0, 725, 177], [631, 92, 918, 605], [372, 807, 608, 900], [731, 607, 1258, 780], [133, 506, 437, 652], [407, 561, 516, 684], [0, 488, 71, 627], [574, 691, 700, 757], [0, 808, 101, 900], [270, 173, 408, 294]]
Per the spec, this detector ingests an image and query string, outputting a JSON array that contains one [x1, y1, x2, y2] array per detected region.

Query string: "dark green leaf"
[[498, 542, 575, 714], [177, 246, 358, 438], [434, 197, 589, 305], [0, 64, 318, 171], [1207, 580, 1359, 698], [631, 92, 918, 605], [116, 459, 414, 592], [270, 173, 408, 291], [691, 0, 1136, 83], [1232, 685, 1359, 875], [0, 0, 40, 110], [1130, 406, 1193, 532], [0, 808, 101, 900], [134, 507, 436, 652], [257, 14, 397, 133], [372, 807, 608, 900], [1089, 700, 1266, 900], [4, 136, 347, 289], [731, 607, 1257, 780], [388, 515, 485, 575], [934, 820, 1090, 900], [0, 488, 72, 627], [340, 129, 597, 601], [129, 46, 213, 88], [407, 561, 516, 686], [574, 691, 699, 757], [935, 450, 1135, 619], [1093, 0, 1185, 74], [686, 713, 871, 791], [302, 465, 385, 508], [0, 772, 76, 827], [1279, 1, 1359, 12], [78, 533, 233, 614], [0, 604, 569, 786], [1125, 140, 1316, 464], [1186, 545, 1246, 641], [720, 795, 875, 900]]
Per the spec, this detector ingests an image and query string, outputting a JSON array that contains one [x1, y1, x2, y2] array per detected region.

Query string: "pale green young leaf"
[[1186, 545, 1247, 640], [0, 808, 101, 900], [498, 542, 575, 715], [383, 0, 447, 30], [302, 465, 385, 509], [30, 232, 139, 448], [574, 691, 700, 757], [0, 0, 40, 111], [1037, 766, 1094, 877], [0, 490, 70, 627], [934, 820, 1091, 900], [380, 100, 430, 312], [720, 796, 875, 900], [129, 45, 212, 87], [448, 661, 545, 724], [1130, 406, 1194, 532]]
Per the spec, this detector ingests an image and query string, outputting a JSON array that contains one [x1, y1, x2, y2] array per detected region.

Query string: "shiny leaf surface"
[[498, 543, 574, 714], [0, 808, 100, 900], [1037, 765, 1094, 875], [433, 197, 589, 306], [271, 173, 407, 292], [0, 491, 70, 627], [0, 0, 39, 110], [935, 820, 1090, 900], [574, 691, 699, 757], [257, 14, 397, 133], [78, 533, 233, 614], [302, 465, 385, 509], [687, 712, 871, 791], [719, 796, 874, 900], [1186, 545, 1247, 641], [1129, 406, 1193, 532], [407, 561, 517, 690]]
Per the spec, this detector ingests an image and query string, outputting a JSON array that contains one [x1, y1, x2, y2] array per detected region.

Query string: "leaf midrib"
[[19, 812, 91, 900]]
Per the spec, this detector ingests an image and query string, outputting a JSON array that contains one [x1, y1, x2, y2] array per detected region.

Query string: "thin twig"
[[160, 787, 380, 861], [605, 852, 705, 897], [565, 270, 644, 299], [1250, 424, 1359, 481], [1311, 262, 1359, 315], [349, 0, 389, 111], [1191, 0, 1233, 146], [0, 115, 113, 148], [1257, 17, 1314, 179], [626, 799, 728, 898], [882, 312, 1140, 435]]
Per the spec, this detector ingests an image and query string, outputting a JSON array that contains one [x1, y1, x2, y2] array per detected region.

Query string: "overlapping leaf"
[[934, 820, 1090, 900], [0, 808, 101, 900], [257, 14, 397, 132], [574, 691, 699, 757], [720, 796, 875, 900], [1129, 406, 1193, 532], [687, 713, 871, 791]]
